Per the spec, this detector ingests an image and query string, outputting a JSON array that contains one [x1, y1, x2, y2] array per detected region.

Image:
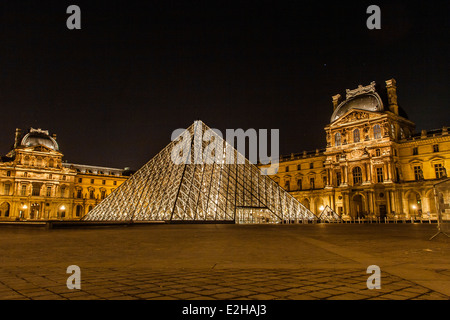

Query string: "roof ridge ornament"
[[346, 81, 376, 99], [29, 128, 50, 135]]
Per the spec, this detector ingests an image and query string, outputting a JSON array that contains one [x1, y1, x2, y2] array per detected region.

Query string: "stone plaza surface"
[[0, 224, 448, 300]]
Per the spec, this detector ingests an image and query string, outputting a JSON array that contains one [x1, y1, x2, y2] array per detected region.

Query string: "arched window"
[[373, 124, 382, 139], [353, 129, 360, 143], [48, 159, 54, 168], [352, 166, 363, 185], [335, 132, 341, 146]]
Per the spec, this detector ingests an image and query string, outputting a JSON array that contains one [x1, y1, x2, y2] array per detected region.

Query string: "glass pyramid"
[[83, 121, 316, 223]]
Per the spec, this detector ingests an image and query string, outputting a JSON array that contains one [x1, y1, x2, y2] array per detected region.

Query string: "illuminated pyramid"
[[83, 121, 316, 223]]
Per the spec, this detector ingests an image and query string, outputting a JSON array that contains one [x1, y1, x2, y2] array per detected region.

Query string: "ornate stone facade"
[[0, 128, 130, 220], [261, 79, 449, 220]]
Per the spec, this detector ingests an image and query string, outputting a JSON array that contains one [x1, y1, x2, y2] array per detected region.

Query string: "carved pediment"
[[333, 110, 380, 126]]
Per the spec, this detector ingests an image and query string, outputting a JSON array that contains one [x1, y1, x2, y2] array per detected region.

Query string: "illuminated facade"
[[261, 79, 449, 220], [84, 121, 315, 223], [0, 128, 129, 220]]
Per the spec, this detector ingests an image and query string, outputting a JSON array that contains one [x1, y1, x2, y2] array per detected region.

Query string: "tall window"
[[373, 124, 381, 139], [297, 179, 302, 191], [4, 184, 10, 195], [6, 171, 11, 177], [48, 159, 54, 167], [434, 164, 446, 179], [46, 187, 52, 197], [21, 185, 27, 196], [352, 167, 362, 185], [101, 190, 106, 199], [60, 186, 66, 198], [284, 181, 290, 191], [76, 205, 82, 217], [285, 166, 289, 173], [32, 184, 40, 196], [376, 167, 384, 183], [353, 129, 360, 143], [89, 190, 95, 199], [375, 149, 381, 157], [310, 163, 314, 169], [433, 144, 439, 153], [336, 171, 342, 186], [414, 166, 423, 181], [297, 164, 301, 171], [335, 133, 341, 146], [76, 189, 82, 199], [413, 147, 418, 155], [310, 178, 315, 189]]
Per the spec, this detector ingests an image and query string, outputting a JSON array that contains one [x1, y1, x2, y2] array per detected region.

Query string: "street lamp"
[[319, 205, 325, 212], [412, 204, 417, 219]]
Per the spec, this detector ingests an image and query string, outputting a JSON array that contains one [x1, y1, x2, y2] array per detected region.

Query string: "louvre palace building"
[[0, 128, 130, 220], [260, 79, 449, 220], [0, 78, 448, 222]]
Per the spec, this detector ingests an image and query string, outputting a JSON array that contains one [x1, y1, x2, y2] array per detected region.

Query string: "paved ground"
[[0, 224, 448, 300]]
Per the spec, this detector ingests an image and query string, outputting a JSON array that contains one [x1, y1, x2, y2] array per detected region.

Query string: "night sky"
[[0, 0, 448, 170]]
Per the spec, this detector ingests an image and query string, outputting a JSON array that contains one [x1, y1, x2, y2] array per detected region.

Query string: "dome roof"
[[21, 128, 59, 151], [330, 92, 384, 123]]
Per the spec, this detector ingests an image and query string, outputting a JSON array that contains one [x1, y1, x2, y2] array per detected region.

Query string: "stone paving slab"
[[0, 224, 448, 300], [0, 267, 448, 300]]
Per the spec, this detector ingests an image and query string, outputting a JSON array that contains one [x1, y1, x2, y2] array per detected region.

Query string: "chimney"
[[14, 128, 21, 148], [332, 94, 342, 111], [385, 79, 399, 115]]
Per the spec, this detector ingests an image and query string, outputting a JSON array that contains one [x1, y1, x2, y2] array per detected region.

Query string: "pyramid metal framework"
[[318, 205, 341, 223], [83, 121, 316, 223]]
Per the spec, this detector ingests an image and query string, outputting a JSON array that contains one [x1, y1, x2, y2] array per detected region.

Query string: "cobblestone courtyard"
[[0, 224, 449, 300]]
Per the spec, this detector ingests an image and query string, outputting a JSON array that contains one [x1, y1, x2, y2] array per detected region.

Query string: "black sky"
[[0, 0, 448, 170]]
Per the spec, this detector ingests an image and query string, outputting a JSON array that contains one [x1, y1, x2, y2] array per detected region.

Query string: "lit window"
[[376, 167, 384, 183], [414, 166, 423, 181], [373, 124, 382, 139], [353, 129, 360, 143], [4, 184, 10, 195], [434, 164, 446, 179], [352, 167, 362, 185], [335, 133, 341, 146]]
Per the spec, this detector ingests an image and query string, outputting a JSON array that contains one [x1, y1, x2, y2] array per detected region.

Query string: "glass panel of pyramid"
[[83, 121, 316, 223]]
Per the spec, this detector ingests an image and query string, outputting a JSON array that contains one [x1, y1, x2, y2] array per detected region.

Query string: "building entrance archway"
[[351, 194, 365, 218]]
